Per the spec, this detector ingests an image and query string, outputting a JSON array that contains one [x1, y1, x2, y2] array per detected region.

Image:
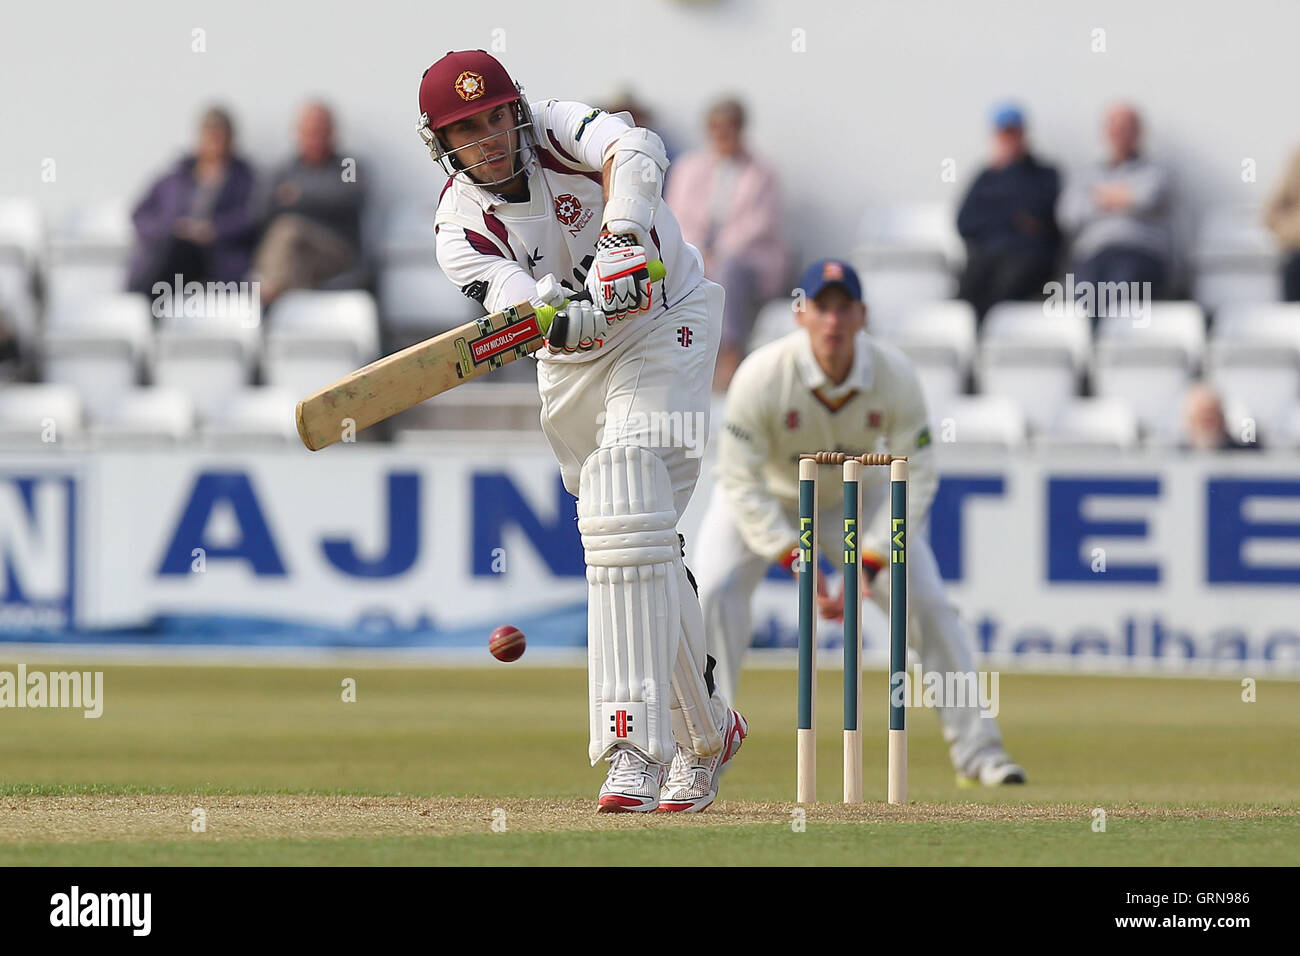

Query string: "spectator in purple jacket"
[[127, 106, 259, 295]]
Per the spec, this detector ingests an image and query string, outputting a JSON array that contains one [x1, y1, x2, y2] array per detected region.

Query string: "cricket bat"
[[295, 260, 665, 451]]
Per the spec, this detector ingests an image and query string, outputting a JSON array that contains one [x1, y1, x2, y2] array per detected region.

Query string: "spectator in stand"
[[1265, 144, 1300, 301], [127, 106, 258, 294], [253, 102, 367, 306], [1181, 383, 1261, 451], [666, 97, 790, 390], [956, 103, 1061, 321], [1058, 102, 1175, 307]]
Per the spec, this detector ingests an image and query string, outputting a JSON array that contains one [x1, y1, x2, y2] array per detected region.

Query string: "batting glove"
[[545, 300, 610, 354], [585, 235, 652, 320]]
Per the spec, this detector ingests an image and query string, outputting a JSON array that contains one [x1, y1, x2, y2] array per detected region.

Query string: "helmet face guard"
[[417, 89, 535, 189]]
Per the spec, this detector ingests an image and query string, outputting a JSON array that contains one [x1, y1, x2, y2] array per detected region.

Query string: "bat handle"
[[536, 259, 666, 331]]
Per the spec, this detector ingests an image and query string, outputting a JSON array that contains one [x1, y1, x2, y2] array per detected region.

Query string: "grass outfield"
[[0, 663, 1297, 865]]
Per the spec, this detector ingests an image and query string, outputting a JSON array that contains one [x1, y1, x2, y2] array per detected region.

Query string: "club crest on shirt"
[[554, 193, 583, 226], [867, 410, 882, 428], [454, 71, 485, 101], [786, 410, 800, 430]]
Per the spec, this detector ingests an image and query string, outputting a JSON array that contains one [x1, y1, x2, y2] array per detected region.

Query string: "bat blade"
[[296, 301, 545, 450]]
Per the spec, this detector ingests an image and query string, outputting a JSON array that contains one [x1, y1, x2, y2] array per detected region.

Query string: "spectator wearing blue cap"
[[956, 102, 1062, 321], [1057, 102, 1175, 308]]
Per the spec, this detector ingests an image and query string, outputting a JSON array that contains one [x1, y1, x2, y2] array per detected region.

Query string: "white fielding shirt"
[[434, 100, 704, 364], [715, 328, 938, 562]]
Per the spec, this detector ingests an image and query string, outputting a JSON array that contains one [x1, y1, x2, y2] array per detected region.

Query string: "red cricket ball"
[[489, 625, 526, 662]]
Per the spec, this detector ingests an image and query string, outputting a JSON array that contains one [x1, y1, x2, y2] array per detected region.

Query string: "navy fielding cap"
[[798, 259, 862, 302]]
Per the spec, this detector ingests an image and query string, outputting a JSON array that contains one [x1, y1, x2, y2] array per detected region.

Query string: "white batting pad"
[[580, 445, 681, 764], [670, 560, 726, 756]]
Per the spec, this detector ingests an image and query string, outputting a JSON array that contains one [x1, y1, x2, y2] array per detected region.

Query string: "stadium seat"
[[1191, 204, 1280, 313], [1095, 301, 1206, 369], [269, 290, 380, 358], [982, 302, 1091, 368], [1210, 303, 1300, 355], [930, 395, 1027, 451], [1206, 351, 1299, 442], [86, 386, 195, 446], [855, 266, 956, 335], [975, 350, 1078, 432], [0, 197, 44, 267], [381, 201, 439, 262], [44, 260, 130, 307], [883, 300, 977, 406], [855, 201, 963, 268], [200, 386, 300, 445], [1091, 357, 1190, 446], [1035, 397, 1140, 451], [154, 315, 255, 422], [0, 382, 83, 445], [378, 260, 479, 339], [748, 297, 796, 351], [45, 292, 153, 349]]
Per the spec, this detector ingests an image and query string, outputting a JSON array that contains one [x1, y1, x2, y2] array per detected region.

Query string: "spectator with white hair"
[[1058, 102, 1175, 307]]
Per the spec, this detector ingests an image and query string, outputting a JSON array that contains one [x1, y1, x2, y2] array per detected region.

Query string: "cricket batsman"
[[419, 50, 744, 811], [695, 259, 1026, 786]]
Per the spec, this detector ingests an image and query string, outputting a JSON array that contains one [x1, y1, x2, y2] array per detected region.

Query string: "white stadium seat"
[[1206, 352, 1299, 441], [1191, 204, 1280, 313], [982, 301, 1091, 369], [381, 201, 440, 262], [1035, 397, 1140, 451], [200, 386, 300, 445], [45, 292, 153, 354], [87, 386, 195, 446], [1095, 301, 1206, 369], [931, 395, 1027, 451], [1211, 303, 1300, 355], [891, 300, 977, 361], [975, 352, 1078, 432], [379, 260, 479, 335], [0, 383, 83, 445], [269, 290, 380, 358], [856, 201, 963, 268], [856, 265, 956, 335], [1091, 358, 1191, 446], [153, 333, 252, 422], [884, 301, 976, 411], [44, 260, 129, 306], [0, 197, 44, 267]]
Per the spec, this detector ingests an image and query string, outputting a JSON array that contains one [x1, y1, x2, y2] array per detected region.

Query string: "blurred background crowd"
[[3, 46, 1300, 454]]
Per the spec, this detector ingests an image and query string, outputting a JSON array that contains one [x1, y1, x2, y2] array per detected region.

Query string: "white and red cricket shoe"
[[657, 708, 748, 813], [596, 746, 669, 813]]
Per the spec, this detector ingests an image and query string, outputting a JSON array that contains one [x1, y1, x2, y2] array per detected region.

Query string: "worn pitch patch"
[[1, 795, 1295, 845]]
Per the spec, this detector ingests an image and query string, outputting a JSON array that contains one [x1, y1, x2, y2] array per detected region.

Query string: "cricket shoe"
[[957, 750, 1027, 787], [597, 746, 668, 813], [657, 708, 749, 813]]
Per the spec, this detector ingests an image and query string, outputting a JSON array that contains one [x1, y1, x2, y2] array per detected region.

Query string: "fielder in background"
[[419, 50, 745, 812], [696, 259, 1026, 786]]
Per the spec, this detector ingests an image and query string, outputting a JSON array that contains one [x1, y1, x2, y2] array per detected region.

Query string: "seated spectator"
[[666, 97, 790, 390], [253, 101, 367, 305], [1058, 102, 1175, 308], [1265, 144, 1300, 301], [957, 103, 1061, 321], [1181, 383, 1262, 451], [127, 106, 258, 294]]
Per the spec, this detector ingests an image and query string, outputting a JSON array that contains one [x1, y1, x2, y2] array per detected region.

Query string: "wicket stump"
[[796, 452, 908, 805]]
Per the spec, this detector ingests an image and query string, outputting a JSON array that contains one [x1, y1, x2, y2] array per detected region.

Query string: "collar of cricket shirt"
[[794, 330, 874, 408]]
